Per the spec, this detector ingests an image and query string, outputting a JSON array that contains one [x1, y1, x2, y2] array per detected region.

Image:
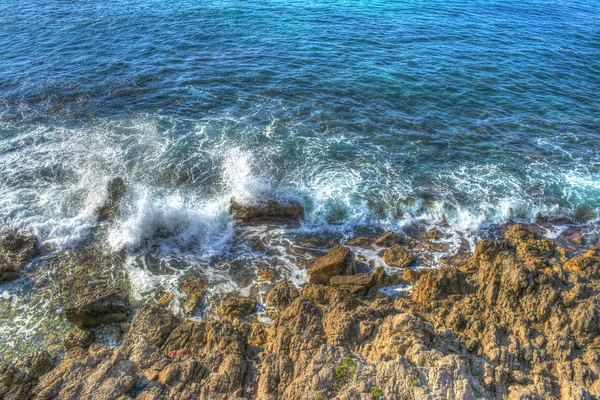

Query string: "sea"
[[1, 0, 599, 355]]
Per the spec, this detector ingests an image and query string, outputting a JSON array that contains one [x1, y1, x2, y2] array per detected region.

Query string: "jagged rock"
[[307, 245, 355, 284], [329, 266, 401, 295], [98, 177, 126, 221], [20, 223, 600, 399], [64, 287, 130, 328], [180, 275, 207, 315], [383, 244, 414, 268], [229, 197, 304, 221], [0, 234, 39, 282], [0, 351, 54, 399], [215, 294, 257, 317], [403, 267, 424, 283], [64, 326, 93, 350], [330, 272, 376, 293], [374, 231, 415, 247], [128, 303, 180, 347], [265, 280, 299, 319], [346, 236, 376, 247]]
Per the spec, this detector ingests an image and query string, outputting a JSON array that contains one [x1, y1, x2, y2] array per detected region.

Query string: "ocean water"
[[1, 1, 599, 286]]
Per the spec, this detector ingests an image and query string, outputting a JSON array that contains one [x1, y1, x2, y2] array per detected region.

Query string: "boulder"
[[307, 245, 355, 284], [265, 280, 300, 319], [128, 302, 180, 347], [63, 326, 93, 350], [0, 234, 39, 282], [180, 275, 208, 315], [215, 294, 257, 317], [374, 231, 415, 247], [98, 177, 126, 221], [64, 287, 130, 328], [229, 197, 304, 222], [329, 272, 375, 293], [345, 236, 376, 248], [383, 244, 414, 268]]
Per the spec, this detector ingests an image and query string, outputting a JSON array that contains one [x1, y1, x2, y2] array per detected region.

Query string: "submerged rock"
[[64, 287, 130, 328], [307, 244, 355, 284], [0, 234, 39, 283], [229, 197, 304, 222], [98, 177, 126, 222]]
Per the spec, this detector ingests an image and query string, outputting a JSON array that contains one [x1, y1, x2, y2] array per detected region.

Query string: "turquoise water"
[[1, 0, 600, 251]]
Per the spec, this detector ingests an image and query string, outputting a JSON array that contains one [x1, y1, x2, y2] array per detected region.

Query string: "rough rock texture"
[[5, 224, 600, 399], [307, 245, 356, 284], [65, 287, 130, 328], [216, 294, 257, 317], [98, 177, 126, 222], [179, 275, 207, 315], [383, 244, 414, 268], [0, 234, 39, 283], [230, 197, 304, 222]]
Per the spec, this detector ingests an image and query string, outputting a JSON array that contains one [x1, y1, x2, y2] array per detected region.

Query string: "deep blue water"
[[1, 0, 600, 250]]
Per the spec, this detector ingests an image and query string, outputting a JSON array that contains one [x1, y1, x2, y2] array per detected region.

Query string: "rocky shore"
[[1, 197, 599, 399]]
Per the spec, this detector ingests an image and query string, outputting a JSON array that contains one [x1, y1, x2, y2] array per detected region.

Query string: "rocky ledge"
[[2, 224, 600, 399]]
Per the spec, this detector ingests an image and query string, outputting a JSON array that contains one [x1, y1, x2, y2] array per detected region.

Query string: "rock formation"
[[2, 224, 600, 399], [230, 197, 304, 222]]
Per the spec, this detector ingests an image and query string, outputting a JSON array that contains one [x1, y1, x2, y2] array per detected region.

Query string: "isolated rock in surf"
[[98, 177, 126, 222], [229, 197, 304, 221], [307, 244, 355, 284], [0, 234, 39, 283]]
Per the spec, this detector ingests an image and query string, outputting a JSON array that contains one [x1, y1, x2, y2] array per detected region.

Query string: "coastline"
[[1, 196, 599, 399]]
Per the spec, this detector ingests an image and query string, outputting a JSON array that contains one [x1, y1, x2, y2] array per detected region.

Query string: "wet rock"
[[307, 245, 355, 284], [265, 280, 299, 319], [215, 294, 257, 317], [229, 197, 304, 222], [374, 231, 415, 247], [180, 275, 208, 315], [65, 287, 130, 328], [257, 268, 274, 282], [346, 236, 376, 248], [98, 177, 126, 221], [0, 234, 39, 283], [64, 326, 93, 350], [383, 244, 414, 268]]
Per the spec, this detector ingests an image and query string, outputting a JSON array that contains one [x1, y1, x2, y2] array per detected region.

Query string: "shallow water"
[[1, 0, 600, 355]]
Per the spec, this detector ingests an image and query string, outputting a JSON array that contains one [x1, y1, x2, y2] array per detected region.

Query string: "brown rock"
[[383, 244, 414, 268], [403, 268, 423, 283], [265, 280, 299, 319], [257, 269, 274, 282], [0, 234, 39, 282], [180, 275, 207, 315], [216, 294, 257, 317], [64, 287, 130, 328], [346, 236, 376, 247], [64, 326, 93, 350], [329, 272, 376, 293], [229, 197, 304, 221], [307, 245, 355, 284]]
